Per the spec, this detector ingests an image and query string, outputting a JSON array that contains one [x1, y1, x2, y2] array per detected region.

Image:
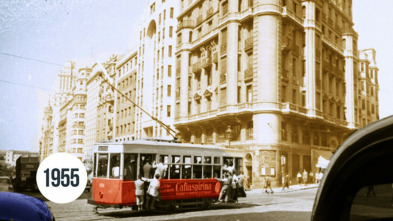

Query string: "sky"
[[0, 0, 392, 152]]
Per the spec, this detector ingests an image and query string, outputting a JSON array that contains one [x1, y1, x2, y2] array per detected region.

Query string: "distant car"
[[312, 115, 393, 221], [0, 192, 54, 221], [0, 176, 14, 192]]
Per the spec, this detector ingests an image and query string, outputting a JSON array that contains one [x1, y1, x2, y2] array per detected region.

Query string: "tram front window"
[[97, 154, 108, 177], [124, 154, 137, 180], [110, 154, 120, 178]]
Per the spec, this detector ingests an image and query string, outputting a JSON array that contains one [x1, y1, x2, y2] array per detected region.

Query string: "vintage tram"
[[88, 139, 245, 211]]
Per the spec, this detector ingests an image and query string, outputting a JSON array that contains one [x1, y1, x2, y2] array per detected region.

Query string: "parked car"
[[0, 176, 14, 192], [312, 115, 393, 220], [0, 192, 54, 221]]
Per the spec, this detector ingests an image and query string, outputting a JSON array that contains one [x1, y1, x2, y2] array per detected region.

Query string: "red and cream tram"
[[88, 139, 244, 211]]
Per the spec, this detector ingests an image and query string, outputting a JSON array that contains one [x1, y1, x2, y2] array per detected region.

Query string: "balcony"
[[177, 20, 195, 30], [244, 37, 253, 51], [202, 57, 212, 68], [192, 61, 202, 73], [212, 52, 218, 63], [244, 68, 253, 80], [220, 74, 226, 84], [206, 7, 214, 19], [196, 15, 203, 26], [220, 42, 227, 54]]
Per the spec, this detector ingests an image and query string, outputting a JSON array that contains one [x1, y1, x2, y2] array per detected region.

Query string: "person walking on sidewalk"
[[263, 176, 273, 194], [297, 172, 302, 185], [282, 174, 289, 190], [303, 170, 308, 186]]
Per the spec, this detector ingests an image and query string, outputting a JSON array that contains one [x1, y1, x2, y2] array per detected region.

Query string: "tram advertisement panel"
[[159, 178, 221, 200]]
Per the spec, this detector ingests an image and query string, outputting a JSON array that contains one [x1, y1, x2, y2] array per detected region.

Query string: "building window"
[[170, 7, 174, 18], [167, 85, 171, 97], [222, 1, 228, 15], [168, 45, 172, 57], [292, 125, 298, 143], [167, 105, 171, 117], [246, 84, 253, 102], [247, 121, 253, 140], [168, 65, 172, 77], [169, 26, 173, 38], [281, 122, 287, 141]]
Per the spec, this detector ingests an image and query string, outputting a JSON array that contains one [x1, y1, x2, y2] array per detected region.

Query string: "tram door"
[[140, 154, 156, 179]]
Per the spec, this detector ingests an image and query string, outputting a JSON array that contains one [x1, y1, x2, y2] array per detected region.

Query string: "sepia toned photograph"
[[1, 0, 393, 220]]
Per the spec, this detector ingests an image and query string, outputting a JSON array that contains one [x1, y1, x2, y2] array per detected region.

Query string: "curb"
[[246, 184, 319, 194]]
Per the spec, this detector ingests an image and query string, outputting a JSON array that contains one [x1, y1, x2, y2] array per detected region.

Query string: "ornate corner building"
[[173, 0, 378, 188]]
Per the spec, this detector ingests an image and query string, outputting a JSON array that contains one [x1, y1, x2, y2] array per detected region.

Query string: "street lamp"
[[225, 125, 233, 148]]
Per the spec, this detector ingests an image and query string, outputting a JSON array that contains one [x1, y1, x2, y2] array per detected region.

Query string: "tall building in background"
[[84, 55, 118, 162], [358, 49, 379, 127], [135, 0, 177, 139], [174, 0, 378, 187], [39, 104, 53, 161], [114, 49, 138, 141], [49, 61, 77, 154]]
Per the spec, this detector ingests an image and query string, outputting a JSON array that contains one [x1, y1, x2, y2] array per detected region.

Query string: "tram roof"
[[93, 139, 242, 153]]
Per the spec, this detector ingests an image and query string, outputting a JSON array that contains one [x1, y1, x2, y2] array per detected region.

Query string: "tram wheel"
[[166, 202, 176, 213]]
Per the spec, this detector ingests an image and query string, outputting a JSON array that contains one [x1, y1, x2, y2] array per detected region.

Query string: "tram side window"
[[159, 155, 169, 179], [203, 165, 212, 178], [182, 156, 191, 179], [204, 156, 212, 164], [97, 154, 108, 177], [193, 156, 202, 179], [213, 157, 221, 178], [110, 153, 120, 178], [124, 154, 137, 180], [170, 155, 180, 179], [140, 154, 155, 179]]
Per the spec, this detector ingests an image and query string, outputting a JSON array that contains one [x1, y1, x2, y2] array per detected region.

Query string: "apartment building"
[[174, 0, 376, 187], [39, 105, 53, 161], [358, 49, 379, 127], [114, 50, 138, 141], [135, 0, 177, 139], [85, 56, 117, 161]]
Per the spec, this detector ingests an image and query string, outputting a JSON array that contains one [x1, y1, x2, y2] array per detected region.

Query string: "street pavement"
[[44, 183, 320, 221]]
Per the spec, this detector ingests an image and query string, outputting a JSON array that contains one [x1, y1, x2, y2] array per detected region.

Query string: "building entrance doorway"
[[245, 153, 252, 189]]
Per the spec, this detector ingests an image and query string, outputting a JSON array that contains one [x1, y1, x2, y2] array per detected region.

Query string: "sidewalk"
[[246, 183, 319, 194]]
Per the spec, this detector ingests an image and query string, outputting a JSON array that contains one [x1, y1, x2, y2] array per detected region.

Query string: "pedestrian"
[[124, 157, 133, 180], [264, 176, 273, 194], [231, 174, 238, 202], [297, 172, 302, 185], [303, 170, 308, 186], [111, 162, 120, 178], [143, 159, 152, 178], [145, 174, 160, 210], [218, 173, 231, 203], [237, 171, 247, 197], [282, 174, 289, 190], [134, 175, 145, 211], [152, 158, 168, 178], [309, 171, 314, 184]]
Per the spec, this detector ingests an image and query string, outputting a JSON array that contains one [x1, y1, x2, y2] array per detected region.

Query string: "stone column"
[[304, 1, 317, 116], [344, 34, 356, 128], [253, 0, 281, 144], [226, 0, 239, 109]]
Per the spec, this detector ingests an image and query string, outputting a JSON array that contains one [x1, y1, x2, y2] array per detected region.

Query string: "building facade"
[[173, 0, 375, 187], [114, 50, 138, 141], [358, 49, 379, 127], [135, 0, 178, 139]]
